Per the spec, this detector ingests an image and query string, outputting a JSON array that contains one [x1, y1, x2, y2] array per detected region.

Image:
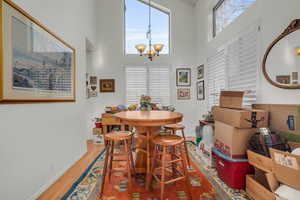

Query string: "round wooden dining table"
[[114, 111, 183, 178]]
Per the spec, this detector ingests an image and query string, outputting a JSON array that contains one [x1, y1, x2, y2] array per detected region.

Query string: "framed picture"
[[197, 81, 205, 100], [0, 0, 76, 103], [89, 76, 98, 85], [100, 79, 115, 93], [276, 75, 291, 84], [177, 88, 191, 100], [197, 65, 204, 79], [176, 68, 191, 87], [89, 85, 98, 97]]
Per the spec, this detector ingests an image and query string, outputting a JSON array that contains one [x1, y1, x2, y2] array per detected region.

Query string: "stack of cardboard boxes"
[[212, 91, 269, 189]]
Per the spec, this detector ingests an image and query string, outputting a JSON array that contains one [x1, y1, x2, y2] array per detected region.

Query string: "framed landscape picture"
[[176, 68, 191, 87], [0, 0, 76, 103], [197, 81, 205, 100], [100, 79, 115, 93], [177, 88, 191, 100]]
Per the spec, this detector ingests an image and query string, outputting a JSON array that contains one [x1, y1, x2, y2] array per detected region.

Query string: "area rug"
[[61, 142, 251, 200], [99, 153, 221, 200]]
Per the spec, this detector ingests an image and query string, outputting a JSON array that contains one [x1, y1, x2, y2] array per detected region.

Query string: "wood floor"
[[38, 140, 104, 200]]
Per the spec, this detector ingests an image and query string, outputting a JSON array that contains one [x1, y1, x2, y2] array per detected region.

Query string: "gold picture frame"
[[0, 0, 76, 103]]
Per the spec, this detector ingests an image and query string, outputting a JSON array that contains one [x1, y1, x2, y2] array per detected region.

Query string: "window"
[[126, 66, 170, 106], [207, 25, 259, 109], [213, 0, 256, 36], [125, 0, 170, 54]]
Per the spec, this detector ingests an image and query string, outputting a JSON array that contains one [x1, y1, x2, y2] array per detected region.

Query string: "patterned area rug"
[[61, 142, 251, 200]]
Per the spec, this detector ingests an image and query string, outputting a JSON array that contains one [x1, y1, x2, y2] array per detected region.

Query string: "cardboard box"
[[247, 143, 300, 194], [214, 121, 256, 159], [270, 147, 300, 191], [219, 91, 244, 109], [213, 106, 269, 128], [246, 174, 277, 200], [253, 104, 300, 135]]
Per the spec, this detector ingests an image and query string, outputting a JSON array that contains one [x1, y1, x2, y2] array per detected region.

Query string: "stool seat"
[[105, 131, 133, 141], [153, 135, 184, 146], [164, 124, 185, 130]]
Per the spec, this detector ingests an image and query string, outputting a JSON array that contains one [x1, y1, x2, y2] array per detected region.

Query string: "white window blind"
[[207, 25, 259, 109], [126, 66, 170, 106], [207, 49, 226, 109], [126, 67, 148, 105], [226, 26, 259, 107]]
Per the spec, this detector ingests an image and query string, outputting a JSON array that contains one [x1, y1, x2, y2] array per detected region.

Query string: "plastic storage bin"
[[212, 148, 254, 189]]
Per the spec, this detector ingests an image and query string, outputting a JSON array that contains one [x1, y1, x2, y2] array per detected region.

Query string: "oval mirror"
[[263, 19, 300, 89]]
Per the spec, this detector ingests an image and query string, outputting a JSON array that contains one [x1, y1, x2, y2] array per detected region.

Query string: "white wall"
[[0, 0, 97, 199], [87, 0, 199, 136], [195, 0, 300, 116]]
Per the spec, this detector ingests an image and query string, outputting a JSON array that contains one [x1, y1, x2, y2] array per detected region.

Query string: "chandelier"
[[135, 0, 164, 61]]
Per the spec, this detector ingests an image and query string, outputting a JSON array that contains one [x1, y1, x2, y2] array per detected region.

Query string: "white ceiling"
[[181, 0, 199, 6]]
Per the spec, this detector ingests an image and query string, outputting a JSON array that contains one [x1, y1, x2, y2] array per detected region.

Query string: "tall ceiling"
[[181, 0, 199, 6]]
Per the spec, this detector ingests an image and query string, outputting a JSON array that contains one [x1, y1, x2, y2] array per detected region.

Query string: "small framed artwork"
[[197, 65, 204, 79], [100, 79, 115, 93], [177, 88, 191, 100], [197, 81, 205, 100], [276, 75, 291, 84], [292, 72, 298, 80], [89, 85, 98, 97], [0, 0, 76, 103], [89, 76, 98, 85], [176, 68, 191, 87]]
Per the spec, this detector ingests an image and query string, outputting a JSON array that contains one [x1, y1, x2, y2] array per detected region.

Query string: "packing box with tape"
[[213, 106, 269, 128]]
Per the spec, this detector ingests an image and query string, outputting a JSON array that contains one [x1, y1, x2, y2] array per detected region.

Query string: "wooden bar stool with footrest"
[[99, 131, 135, 199], [164, 124, 191, 167], [146, 135, 192, 200]]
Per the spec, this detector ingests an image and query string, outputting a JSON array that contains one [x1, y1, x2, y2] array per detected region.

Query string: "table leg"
[[134, 126, 161, 174], [103, 125, 108, 134]]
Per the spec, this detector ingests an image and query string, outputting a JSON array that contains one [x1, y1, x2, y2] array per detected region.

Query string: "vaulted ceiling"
[[181, 0, 199, 6]]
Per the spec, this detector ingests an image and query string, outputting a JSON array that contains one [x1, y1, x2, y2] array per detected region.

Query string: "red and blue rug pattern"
[[61, 142, 250, 200]]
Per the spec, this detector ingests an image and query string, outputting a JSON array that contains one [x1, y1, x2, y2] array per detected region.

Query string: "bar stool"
[[99, 131, 135, 198], [164, 124, 191, 167], [146, 135, 192, 200]]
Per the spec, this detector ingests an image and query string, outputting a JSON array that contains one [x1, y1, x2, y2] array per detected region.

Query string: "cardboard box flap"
[[246, 175, 276, 200], [219, 91, 245, 109], [270, 148, 300, 191], [247, 150, 273, 173], [265, 173, 279, 193], [221, 91, 245, 97]]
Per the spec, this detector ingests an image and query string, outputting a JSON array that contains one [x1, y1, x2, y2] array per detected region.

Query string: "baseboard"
[[26, 151, 86, 200]]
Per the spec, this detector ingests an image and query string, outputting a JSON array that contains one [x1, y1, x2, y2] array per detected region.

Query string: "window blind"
[[126, 67, 148, 105], [207, 25, 259, 110], [207, 48, 226, 109], [226, 26, 259, 107], [148, 67, 170, 106], [126, 66, 170, 106]]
